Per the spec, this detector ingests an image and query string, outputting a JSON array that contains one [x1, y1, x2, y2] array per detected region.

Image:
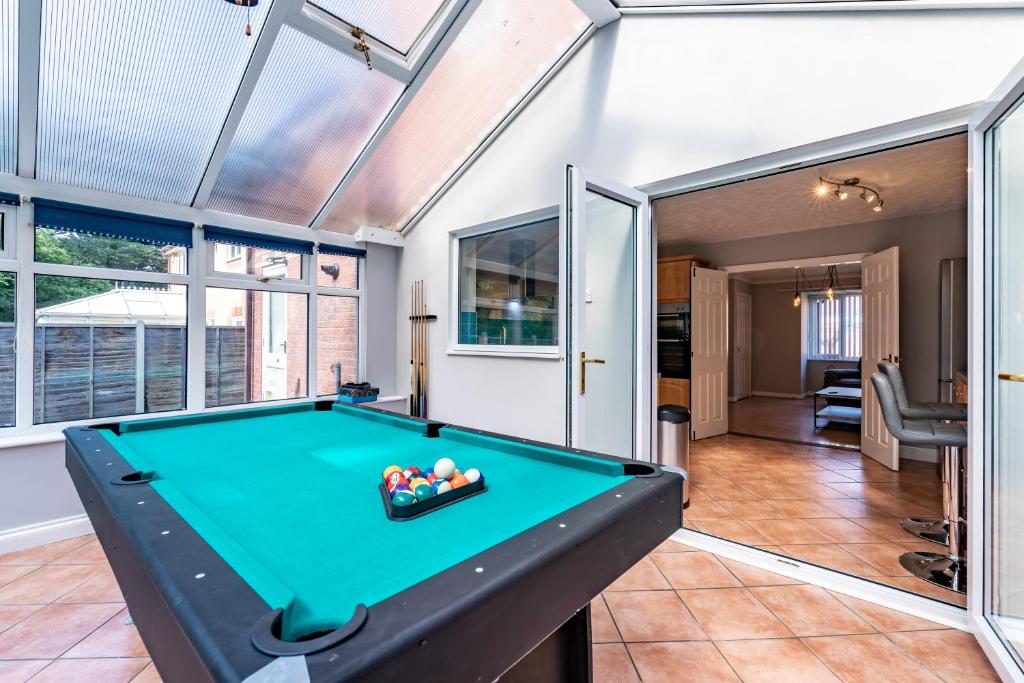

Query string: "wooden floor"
[[687, 434, 963, 608], [729, 396, 861, 449]]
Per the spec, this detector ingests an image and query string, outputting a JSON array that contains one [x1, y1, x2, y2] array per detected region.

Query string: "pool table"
[[64, 401, 682, 682]]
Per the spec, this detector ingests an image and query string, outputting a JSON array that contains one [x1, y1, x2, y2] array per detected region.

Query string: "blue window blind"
[[32, 198, 193, 247], [203, 225, 313, 255], [0, 192, 21, 206], [318, 243, 366, 258]]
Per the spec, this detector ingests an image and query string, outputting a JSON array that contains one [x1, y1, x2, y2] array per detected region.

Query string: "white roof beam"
[[191, 0, 306, 209], [310, 0, 483, 230], [17, 0, 42, 178], [572, 0, 621, 26]]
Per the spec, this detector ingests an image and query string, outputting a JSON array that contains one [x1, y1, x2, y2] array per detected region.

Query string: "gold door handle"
[[579, 352, 606, 395], [998, 372, 1024, 383]]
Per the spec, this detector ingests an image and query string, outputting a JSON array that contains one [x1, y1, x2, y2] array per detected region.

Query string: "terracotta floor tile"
[[828, 593, 945, 632], [0, 567, 36, 590], [0, 537, 94, 566], [811, 518, 889, 543], [604, 591, 706, 642], [592, 643, 640, 683], [0, 602, 122, 659], [849, 517, 921, 543], [63, 607, 148, 658], [0, 565, 101, 605], [651, 538, 699, 553], [840, 543, 912, 576], [49, 540, 107, 565], [628, 641, 740, 682], [778, 470, 857, 484], [693, 484, 759, 501], [816, 498, 882, 518], [678, 587, 791, 640], [750, 585, 873, 637], [604, 557, 671, 592], [685, 498, 737, 521], [717, 558, 803, 587], [0, 659, 49, 682], [887, 629, 1000, 682], [0, 605, 43, 634], [30, 657, 149, 683], [824, 482, 897, 499], [651, 552, 740, 590], [802, 634, 943, 682], [717, 638, 840, 682], [591, 596, 620, 643], [56, 568, 125, 604], [764, 499, 841, 519], [692, 519, 772, 545], [718, 500, 785, 520], [779, 544, 889, 577], [745, 519, 832, 545], [131, 661, 163, 682]]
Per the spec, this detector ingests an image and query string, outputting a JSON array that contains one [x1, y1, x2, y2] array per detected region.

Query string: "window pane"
[[809, 292, 861, 360], [211, 243, 303, 280], [0, 272, 15, 427], [36, 0, 272, 203], [0, 0, 14, 174], [205, 288, 308, 406], [458, 218, 558, 346], [317, 295, 358, 395], [311, 0, 446, 54], [323, 0, 591, 233], [34, 277, 187, 424], [317, 253, 359, 289], [35, 228, 187, 274]]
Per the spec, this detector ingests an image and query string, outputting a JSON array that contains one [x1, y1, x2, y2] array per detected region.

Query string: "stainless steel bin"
[[657, 404, 691, 508]]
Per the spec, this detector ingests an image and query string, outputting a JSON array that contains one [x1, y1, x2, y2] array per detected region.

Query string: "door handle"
[[998, 372, 1024, 383], [579, 351, 606, 395]]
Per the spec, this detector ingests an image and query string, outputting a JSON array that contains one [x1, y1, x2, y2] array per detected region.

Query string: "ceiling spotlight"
[[816, 183, 829, 197], [860, 191, 875, 203], [873, 200, 884, 213], [835, 189, 848, 200], [792, 293, 801, 308], [816, 176, 883, 213]]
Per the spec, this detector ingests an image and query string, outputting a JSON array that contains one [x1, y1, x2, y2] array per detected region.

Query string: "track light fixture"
[[815, 177, 883, 213]]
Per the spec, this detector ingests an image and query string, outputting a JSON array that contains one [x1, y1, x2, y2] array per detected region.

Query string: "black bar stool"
[[877, 361, 966, 546], [871, 371, 967, 593]]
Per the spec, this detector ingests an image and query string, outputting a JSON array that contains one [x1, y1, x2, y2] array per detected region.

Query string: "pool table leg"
[[499, 604, 592, 683]]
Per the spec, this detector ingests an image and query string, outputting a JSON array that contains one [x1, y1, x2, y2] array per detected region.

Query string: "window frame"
[[205, 240, 307, 283], [447, 206, 563, 359], [0, 196, 366, 437], [806, 290, 863, 362]]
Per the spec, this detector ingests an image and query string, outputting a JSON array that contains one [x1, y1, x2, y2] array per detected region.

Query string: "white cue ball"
[[434, 457, 456, 479], [464, 468, 481, 484]]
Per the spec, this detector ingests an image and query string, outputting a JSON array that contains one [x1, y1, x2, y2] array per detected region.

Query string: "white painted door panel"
[[691, 267, 728, 439], [861, 246, 900, 470]]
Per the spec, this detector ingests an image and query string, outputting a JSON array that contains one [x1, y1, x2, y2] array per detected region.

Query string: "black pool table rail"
[[65, 404, 682, 682]]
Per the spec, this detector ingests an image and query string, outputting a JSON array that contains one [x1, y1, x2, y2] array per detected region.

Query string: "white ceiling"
[[654, 134, 967, 248]]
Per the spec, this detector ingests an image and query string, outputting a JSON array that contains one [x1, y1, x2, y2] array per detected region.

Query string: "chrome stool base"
[[899, 551, 967, 594], [900, 517, 949, 546]]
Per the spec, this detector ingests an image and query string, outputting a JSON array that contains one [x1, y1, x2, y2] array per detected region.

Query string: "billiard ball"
[[414, 484, 434, 501], [409, 477, 429, 490], [385, 472, 408, 490], [450, 473, 469, 489], [464, 468, 481, 484], [382, 465, 403, 480], [433, 480, 452, 495], [389, 482, 411, 496], [392, 491, 416, 507], [434, 457, 456, 479], [404, 466, 422, 479]]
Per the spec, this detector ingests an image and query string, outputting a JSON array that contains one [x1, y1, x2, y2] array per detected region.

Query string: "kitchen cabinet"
[[657, 256, 708, 303], [658, 378, 690, 407]]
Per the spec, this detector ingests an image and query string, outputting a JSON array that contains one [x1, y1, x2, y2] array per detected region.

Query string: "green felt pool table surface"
[[100, 403, 633, 639]]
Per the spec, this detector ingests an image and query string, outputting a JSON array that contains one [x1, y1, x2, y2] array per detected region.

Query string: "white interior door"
[[860, 246, 900, 470], [691, 266, 728, 439], [566, 167, 652, 461], [733, 290, 752, 401]]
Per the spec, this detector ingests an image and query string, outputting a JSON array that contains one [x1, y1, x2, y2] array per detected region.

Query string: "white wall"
[[397, 9, 1024, 443]]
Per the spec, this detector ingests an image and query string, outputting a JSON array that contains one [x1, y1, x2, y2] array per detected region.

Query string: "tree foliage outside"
[[34, 229, 170, 309]]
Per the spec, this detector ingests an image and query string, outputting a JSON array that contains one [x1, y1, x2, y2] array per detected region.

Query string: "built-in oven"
[[657, 303, 690, 379]]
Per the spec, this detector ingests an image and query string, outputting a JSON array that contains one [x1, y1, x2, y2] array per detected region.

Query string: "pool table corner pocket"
[[250, 603, 369, 657]]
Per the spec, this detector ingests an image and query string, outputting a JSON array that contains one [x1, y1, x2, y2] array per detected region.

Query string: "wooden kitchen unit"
[[656, 255, 708, 303]]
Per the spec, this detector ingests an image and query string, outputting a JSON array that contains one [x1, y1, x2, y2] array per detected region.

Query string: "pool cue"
[[410, 282, 418, 416], [419, 281, 428, 418]]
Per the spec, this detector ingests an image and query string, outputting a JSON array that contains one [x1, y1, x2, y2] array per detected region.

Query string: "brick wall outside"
[[316, 295, 357, 395]]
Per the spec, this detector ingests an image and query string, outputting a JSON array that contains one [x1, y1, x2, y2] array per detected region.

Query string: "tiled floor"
[[0, 534, 995, 681], [729, 397, 860, 449], [686, 433, 964, 607]]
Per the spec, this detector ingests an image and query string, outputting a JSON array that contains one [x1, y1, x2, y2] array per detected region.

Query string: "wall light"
[[816, 177, 883, 212]]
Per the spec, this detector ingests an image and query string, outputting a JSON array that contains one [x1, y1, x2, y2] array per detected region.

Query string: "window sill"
[[447, 346, 562, 360], [0, 430, 66, 450], [807, 357, 860, 363]]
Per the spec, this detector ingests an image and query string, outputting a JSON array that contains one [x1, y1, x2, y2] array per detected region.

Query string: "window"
[[35, 228, 187, 274], [205, 288, 308, 407], [455, 216, 559, 350], [317, 295, 358, 396], [0, 272, 14, 427], [807, 291, 862, 361], [33, 276, 187, 424], [211, 243, 303, 280]]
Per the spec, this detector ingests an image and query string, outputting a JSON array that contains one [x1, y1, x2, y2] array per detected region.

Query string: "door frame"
[[564, 166, 654, 462], [968, 56, 1024, 682]]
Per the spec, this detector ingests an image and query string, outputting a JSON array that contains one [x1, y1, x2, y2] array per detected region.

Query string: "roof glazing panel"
[[206, 25, 405, 227], [310, 0, 448, 54], [0, 0, 16, 175], [36, 0, 273, 204]]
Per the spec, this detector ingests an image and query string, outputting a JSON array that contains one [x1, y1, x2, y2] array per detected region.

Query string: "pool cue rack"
[[410, 280, 436, 418]]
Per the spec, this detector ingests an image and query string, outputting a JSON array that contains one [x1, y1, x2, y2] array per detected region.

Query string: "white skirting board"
[[0, 514, 94, 556]]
